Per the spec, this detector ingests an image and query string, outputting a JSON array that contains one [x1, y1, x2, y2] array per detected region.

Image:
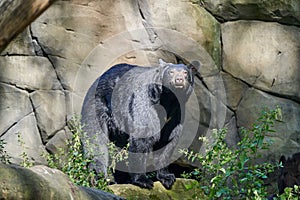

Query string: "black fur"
[[93, 59, 198, 189]]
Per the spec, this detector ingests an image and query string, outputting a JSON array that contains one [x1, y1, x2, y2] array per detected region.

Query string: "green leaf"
[[220, 168, 226, 174]]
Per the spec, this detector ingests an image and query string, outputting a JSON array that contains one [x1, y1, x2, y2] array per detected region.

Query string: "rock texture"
[[237, 88, 300, 161], [0, 56, 61, 90], [45, 128, 72, 155], [1, 114, 46, 165], [0, 0, 299, 176], [109, 178, 205, 200], [30, 90, 66, 142], [202, 0, 300, 26], [0, 163, 124, 200], [222, 20, 300, 101]]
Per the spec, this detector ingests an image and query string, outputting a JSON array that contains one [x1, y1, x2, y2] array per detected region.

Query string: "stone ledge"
[[0, 163, 123, 200], [109, 178, 205, 200]]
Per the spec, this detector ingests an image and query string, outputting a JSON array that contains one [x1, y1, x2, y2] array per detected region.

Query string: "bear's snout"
[[175, 75, 185, 86], [173, 70, 188, 88]]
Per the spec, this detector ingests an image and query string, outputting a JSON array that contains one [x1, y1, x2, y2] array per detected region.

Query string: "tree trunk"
[[0, 0, 56, 52]]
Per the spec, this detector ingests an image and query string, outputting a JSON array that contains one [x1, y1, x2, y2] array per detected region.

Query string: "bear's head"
[[159, 59, 199, 96]]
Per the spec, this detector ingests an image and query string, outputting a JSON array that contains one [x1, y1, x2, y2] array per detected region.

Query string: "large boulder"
[[0, 163, 124, 200], [138, 0, 221, 67], [1, 113, 47, 165], [109, 178, 205, 200], [0, 83, 46, 164], [29, 0, 133, 100], [222, 20, 300, 101], [0, 56, 62, 91], [45, 127, 72, 155], [0, 83, 32, 135], [202, 0, 300, 26], [30, 90, 66, 143]]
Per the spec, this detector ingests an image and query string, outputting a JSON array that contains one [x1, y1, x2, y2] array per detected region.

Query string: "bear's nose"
[[176, 77, 183, 82], [175, 76, 184, 84]]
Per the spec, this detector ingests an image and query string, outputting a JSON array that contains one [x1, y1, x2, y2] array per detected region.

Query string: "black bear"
[[81, 59, 198, 189]]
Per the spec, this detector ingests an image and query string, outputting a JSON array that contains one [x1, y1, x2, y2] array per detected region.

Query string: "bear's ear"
[[188, 60, 201, 75], [187, 60, 201, 76], [159, 59, 169, 67]]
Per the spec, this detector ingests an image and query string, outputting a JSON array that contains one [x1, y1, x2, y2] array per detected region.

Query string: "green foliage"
[[107, 141, 129, 173], [17, 133, 34, 168], [0, 137, 11, 164], [275, 185, 300, 200], [181, 107, 282, 199], [43, 116, 110, 191]]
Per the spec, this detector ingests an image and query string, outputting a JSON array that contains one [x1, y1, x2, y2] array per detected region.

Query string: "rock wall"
[[0, 0, 299, 166]]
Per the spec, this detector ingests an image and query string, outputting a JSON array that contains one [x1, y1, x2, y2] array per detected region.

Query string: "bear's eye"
[[183, 71, 188, 76], [169, 70, 174, 75]]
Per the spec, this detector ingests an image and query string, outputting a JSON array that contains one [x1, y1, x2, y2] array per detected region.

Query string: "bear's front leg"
[[129, 152, 154, 189], [154, 124, 183, 189], [156, 168, 176, 189], [128, 137, 155, 189], [131, 173, 154, 189]]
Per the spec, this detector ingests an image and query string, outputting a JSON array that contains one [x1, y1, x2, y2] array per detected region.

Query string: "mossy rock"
[[0, 163, 123, 200], [109, 178, 206, 200]]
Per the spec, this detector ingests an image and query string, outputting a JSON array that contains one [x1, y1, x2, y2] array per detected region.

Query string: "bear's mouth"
[[174, 83, 185, 88]]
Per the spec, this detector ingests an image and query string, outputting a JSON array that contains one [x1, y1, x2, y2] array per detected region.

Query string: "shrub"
[[43, 116, 110, 191], [276, 185, 300, 200], [44, 115, 129, 191], [181, 107, 282, 199], [1, 132, 34, 167], [0, 137, 11, 164], [17, 133, 34, 168], [107, 141, 129, 174]]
